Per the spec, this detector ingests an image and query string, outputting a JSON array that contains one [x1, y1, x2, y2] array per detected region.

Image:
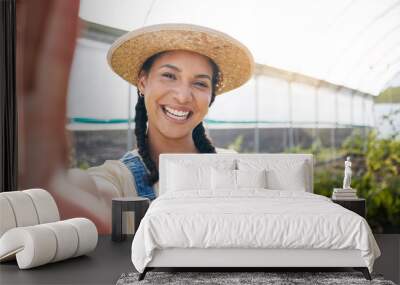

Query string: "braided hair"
[[134, 51, 220, 186]]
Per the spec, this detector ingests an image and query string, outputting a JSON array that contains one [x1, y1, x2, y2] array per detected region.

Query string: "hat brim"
[[107, 23, 254, 95]]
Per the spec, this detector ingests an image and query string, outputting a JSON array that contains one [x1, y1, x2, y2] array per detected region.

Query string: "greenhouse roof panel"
[[79, 0, 400, 95]]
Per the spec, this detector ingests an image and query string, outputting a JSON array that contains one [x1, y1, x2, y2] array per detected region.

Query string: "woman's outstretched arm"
[[49, 165, 127, 234]]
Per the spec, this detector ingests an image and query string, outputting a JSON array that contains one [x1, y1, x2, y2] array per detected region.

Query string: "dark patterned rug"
[[116, 271, 396, 285]]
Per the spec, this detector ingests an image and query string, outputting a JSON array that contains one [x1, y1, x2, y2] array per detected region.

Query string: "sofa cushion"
[[0, 191, 39, 228], [23, 189, 60, 223], [0, 196, 17, 237], [0, 218, 97, 269], [0, 189, 60, 238]]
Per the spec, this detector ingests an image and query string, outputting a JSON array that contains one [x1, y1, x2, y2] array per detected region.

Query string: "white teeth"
[[165, 112, 186, 121], [164, 106, 190, 117]]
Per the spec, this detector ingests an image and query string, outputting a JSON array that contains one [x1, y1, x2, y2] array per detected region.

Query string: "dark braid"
[[134, 51, 220, 186], [193, 122, 216, 153], [134, 90, 159, 185]]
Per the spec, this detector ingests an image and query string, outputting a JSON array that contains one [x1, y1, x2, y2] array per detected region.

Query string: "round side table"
[[112, 197, 150, 242]]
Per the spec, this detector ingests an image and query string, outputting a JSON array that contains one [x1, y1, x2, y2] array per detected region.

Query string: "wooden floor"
[[0, 234, 398, 284]]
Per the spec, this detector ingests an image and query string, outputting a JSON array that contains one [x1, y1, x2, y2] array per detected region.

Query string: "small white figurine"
[[343, 156, 352, 189]]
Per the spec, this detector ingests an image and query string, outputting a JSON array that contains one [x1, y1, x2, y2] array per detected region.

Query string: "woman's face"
[[138, 50, 213, 140]]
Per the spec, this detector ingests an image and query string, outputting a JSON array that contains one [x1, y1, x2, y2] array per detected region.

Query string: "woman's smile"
[[160, 104, 193, 123]]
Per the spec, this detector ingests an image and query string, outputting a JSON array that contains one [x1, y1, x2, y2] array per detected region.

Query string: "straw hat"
[[107, 23, 254, 95]]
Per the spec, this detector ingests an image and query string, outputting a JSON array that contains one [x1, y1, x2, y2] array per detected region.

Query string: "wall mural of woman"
[[52, 23, 255, 234]]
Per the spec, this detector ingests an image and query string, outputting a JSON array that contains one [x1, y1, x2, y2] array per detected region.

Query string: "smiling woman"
[[57, 23, 254, 234], [135, 50, 220, 186]]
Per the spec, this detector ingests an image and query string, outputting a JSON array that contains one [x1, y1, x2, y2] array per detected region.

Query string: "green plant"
[[374, 86, 400, 103], [227, 134, 244, 153], [285, 109, 400, 233], [348, 130, 400, 233], [317, 110, 400, 233], [381, 108, 400, 139]]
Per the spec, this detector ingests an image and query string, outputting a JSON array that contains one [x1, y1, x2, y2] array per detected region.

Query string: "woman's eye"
[[195, 81, 209, 88], [162, 73, 176, 80]]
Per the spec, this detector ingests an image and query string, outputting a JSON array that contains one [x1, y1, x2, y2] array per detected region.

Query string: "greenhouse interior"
[[2, 0, 400, 284], [65, 0, 400, 235]]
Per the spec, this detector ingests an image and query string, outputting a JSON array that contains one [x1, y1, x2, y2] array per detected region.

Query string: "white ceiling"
[[79, 0, 400, 96]]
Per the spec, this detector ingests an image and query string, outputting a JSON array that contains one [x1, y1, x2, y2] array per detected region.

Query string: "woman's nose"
[[173, 84, 193, 103]]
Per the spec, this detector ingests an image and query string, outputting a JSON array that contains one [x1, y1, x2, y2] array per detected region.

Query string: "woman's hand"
[[49, 168, 113, 234]]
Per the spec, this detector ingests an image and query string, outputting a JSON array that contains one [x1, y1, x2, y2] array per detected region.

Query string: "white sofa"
[[0, 189, 98, 269]]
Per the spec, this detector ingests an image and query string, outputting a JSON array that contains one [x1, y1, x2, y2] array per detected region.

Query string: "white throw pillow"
[[237, 159, 308, 191], [236, 169, 267, 189], [167, 162, 211, 192], [265, 163, 307, 191], [211, 168, 237, 190]]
